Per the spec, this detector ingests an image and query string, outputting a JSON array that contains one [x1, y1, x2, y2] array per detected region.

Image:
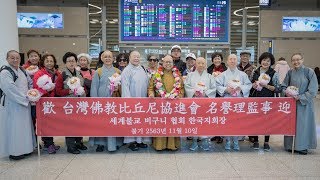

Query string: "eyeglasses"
[[148, 58, 158, 62]]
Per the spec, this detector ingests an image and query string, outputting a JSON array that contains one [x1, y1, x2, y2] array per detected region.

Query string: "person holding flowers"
[[216, 54, 252, 151], [148, 54, 184, 151], [33, 54, 61, 154], [282, 53, 318, 155], [89, 50, 122, 152], [250, 52, 279, 151], [55, 52, 87, 154], [184, 57, 216, 151]]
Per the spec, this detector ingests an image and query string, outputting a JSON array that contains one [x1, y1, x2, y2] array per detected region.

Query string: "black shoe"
[[24, 152, 33, 157], [128, 143, 139, 151], [76, 143, 88, 150], [263, 143, 271, 152], [67, 147, 81, 154], [297, 149, 308, 155], [96, 145, 105, 152], [137, 143, 148, 148], [211, 137, 218, 141], [216, 137, 223, 144], [253, 142, 259, 150], [9, 155, 25, 160]]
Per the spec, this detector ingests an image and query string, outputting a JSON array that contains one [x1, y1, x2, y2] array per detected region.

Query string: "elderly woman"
[[184, 57, 216, 151], [22, 49, 41, 134], [33, 54, 61, 154], [207, 52, 227, 144], [216, 54, 252, 151], [116, 53, 129, 71], [55, 52, 87, 154], [207, 52, 227, 75], [146, 54, 159, 79], [250, 52, 279, 151], [23, 49, 41, 77], [78, 53, 95, 97], [282, 53, 318, 155], [89, 50, 122, 152], [148, 54, 185, 151]]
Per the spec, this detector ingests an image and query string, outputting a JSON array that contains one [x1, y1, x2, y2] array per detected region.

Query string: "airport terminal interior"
[[0, 0, 320, 179]]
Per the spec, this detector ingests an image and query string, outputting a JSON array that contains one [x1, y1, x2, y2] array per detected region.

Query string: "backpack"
[[0, 65, 28, 106]]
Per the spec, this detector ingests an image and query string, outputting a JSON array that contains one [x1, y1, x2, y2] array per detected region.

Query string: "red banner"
[[36, 97, 296, 136]]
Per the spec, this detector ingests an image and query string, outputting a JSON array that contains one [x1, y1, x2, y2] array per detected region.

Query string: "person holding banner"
[[121, 50, 150, 151], [0, 50, 36, 160], [55, 52, 88, 154], [33, 54, 61, 154], [184, 57, 216, 151], [148, 54, 185, 151], [250, 52, 279, 151], [89, 50, 122, 152], [282, 53, 318, 155], [216, 54, 252, 151]]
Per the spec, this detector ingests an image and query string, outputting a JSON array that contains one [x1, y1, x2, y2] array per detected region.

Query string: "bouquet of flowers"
[[212, 71, 222, 77], [108, 73, 121, 94], [227, 79, 241, 97], [36, 74, 55, 91], [27, 89, 41, 102], [258, 73, 271, 86], [194, 82, 207, 97], [25, 65, 39, 76], [285, 86, 299, 97], [67, 77, 85, 96]]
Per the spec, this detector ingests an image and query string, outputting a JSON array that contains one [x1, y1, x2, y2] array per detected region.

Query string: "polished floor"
[[1, 98, 320, 180]]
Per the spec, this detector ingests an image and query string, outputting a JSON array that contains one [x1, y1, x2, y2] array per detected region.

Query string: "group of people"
[[0, 44, 318, 160]]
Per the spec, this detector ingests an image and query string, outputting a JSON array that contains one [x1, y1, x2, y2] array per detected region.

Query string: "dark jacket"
[[250, 67, 276, 97], [174, 59, 186, 74], [207, 62, 227, 74]]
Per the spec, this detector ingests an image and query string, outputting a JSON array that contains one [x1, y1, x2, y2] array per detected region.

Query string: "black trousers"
[[66, 137, 83, 149], [253, 136, 270, 143]]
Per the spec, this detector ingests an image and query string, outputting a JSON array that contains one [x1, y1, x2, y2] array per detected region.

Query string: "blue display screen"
[[282, 17, 320, 32], [120, 0, 230, 43], [17, 12, 63, 29]]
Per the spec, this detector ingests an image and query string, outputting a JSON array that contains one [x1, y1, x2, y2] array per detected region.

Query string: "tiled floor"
[[1, 99, 319, 180]]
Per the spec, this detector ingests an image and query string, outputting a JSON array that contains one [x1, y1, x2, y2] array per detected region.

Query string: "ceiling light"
[[233, 6, 259, 18], [88, 4, 102, 15]]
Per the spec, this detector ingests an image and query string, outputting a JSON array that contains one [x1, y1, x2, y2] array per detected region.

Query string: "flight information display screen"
[[120, 0, 230, 44]]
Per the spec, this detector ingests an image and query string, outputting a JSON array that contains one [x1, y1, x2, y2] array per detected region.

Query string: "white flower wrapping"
[[258, 73, 270, 86], [27, 89, 41, 102], [67, 77, 84, 96], [194, 82, 207, 96], [25, 65, 39, 75], [109, 73, 121, 93], [285, 86, 299, 97], [36, 74, 55, 90], [227, 80, 241, 96]]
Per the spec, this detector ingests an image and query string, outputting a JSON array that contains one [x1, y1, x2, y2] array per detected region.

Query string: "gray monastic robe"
[[0, 65, 36, 157], [121, 63, 150, 144], [89, 65, 122, 151], [184, 70, 216, 98], [184, 70, 216, 139], [215, 67, 252, 142], [216, 68, 252, 97], [282, 65, 318, 151]]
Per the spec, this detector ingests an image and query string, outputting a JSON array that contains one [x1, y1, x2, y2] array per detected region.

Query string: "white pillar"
[[0, 0, 19, 66]]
